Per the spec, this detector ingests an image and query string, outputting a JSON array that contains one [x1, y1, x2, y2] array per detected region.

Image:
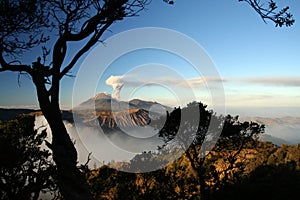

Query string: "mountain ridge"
[[72, 93, 169, 131], [76, 92, 170, 112]]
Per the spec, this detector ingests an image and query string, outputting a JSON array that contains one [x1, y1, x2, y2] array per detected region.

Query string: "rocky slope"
[[72, 93, 169, 130], [83, 109, 151, 130]]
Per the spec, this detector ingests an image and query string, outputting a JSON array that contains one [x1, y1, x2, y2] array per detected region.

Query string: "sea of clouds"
[[34, 116, 163, 168]]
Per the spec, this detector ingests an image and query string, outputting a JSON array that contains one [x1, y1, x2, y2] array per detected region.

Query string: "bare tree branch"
[[0, 52, 33, 75], [59, 20, 113, 79], [240, 0, 295, 27]]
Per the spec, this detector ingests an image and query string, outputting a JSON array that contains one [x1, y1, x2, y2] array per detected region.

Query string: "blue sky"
[[1, 0, 300, 117]]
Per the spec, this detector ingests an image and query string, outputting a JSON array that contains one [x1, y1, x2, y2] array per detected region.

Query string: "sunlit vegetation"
[[0, 103, 300, 199], [84, 102, 300, 200], [86, 141, 300, 200]]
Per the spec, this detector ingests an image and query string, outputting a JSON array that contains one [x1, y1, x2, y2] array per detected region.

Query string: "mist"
[[34, 116, 163, 168]]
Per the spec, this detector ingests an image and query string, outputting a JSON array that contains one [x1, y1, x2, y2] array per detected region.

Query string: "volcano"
[[72, 93, 170, 131]]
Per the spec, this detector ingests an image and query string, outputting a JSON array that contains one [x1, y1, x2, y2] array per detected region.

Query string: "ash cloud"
[[105, 75, 125, 100]]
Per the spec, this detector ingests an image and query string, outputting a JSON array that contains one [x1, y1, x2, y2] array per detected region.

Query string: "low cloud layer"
[[184, 77, 226, 88], [105, 75, 300, 89], [241, 77, 300, 87], [105, 75, 226, 95], [35, 116, 163, 168], [104, 74, 300, 108]]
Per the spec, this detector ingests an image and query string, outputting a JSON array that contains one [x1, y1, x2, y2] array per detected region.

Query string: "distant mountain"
[[76, 92, 170, 112], [0, 93, 169, 132], [259, 134, 290, 146], [240, 116, 300, 145], [129, 99, 169, 111], [76, 92, 120, 111], [73, 93, 170, 131], [0, 108, 37, 121], [5, 95, 299, 146]]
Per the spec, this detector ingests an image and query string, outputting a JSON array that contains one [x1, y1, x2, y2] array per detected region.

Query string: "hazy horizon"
[[1, 100, 300, 118]]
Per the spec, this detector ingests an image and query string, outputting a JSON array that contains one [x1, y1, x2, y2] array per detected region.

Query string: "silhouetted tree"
[[159, 102, 265, 199], [168, 0, 294, 26], [0, 0, 294, 199], [0, 115, 57, 200], [0, 1, 150, 199], [240, 0, 294, 27]]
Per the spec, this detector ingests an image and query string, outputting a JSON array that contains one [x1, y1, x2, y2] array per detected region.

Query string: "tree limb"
[[240, 0, 294, 27], [59, 19, 115, 79], [0, 52, 32, 75]]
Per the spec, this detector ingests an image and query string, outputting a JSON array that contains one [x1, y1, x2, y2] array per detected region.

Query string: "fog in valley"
[[35, 116, 163, 168]]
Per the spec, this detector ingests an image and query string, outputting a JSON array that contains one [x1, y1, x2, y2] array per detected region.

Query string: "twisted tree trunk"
[[33, 77, 93, 200]]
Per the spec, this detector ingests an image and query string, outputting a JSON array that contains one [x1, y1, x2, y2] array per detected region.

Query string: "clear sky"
[[1, 0, 300, 117]]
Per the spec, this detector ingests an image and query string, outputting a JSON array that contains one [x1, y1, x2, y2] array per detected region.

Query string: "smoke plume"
[[105, 75, 124, 100]]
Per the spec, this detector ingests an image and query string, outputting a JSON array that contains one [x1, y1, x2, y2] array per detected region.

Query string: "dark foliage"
[[0, 115, 57, 200], [86, 142, 300, 200], [157, 101, 265, 199], [0, 1, 150, 199], [213, 162, 300, 200]]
